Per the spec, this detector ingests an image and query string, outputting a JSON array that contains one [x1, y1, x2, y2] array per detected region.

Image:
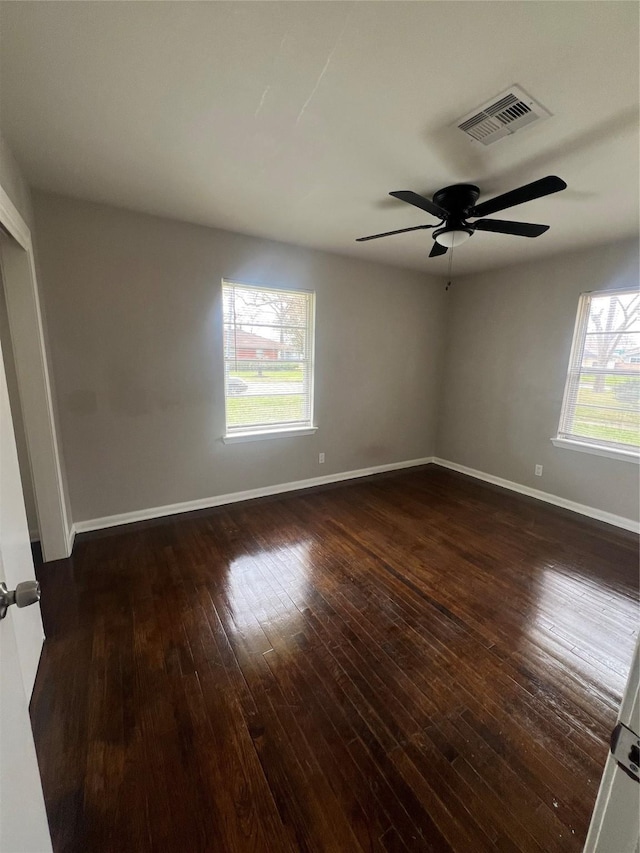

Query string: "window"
[[222, 280, 315, 439], [554, 288, 640, 460]]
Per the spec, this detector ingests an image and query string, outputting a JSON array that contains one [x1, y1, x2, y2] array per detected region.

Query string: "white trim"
[[433, 457, 639, 533], [67, 524, 76, 555], [223, 426, 317, 443], [73, 456, 435, 534], [0, 183, 71, 560], [69, 453, 640, 541], [29, 523, 74, 554], [221, 279, 316, 439], [583, 637, 639, 852], [551, 437, 640, 464], [0, 185, 31, 250]]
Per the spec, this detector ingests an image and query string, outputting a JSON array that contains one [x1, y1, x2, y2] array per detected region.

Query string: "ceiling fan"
[[356, 176, 567, 257]]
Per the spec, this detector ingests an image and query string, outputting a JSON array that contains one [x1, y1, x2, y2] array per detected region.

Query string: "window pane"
[[559, 289, 640, 452], [574, 373, 640, 411], [226, 393, 309, 429], [222, 281, 314, 433], [586, 292, 640, 335], [582, 330, 640, 369]]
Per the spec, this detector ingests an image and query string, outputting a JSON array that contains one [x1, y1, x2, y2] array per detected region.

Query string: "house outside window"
[[553, 288, 640, 460], [222, 280, 315, 440]]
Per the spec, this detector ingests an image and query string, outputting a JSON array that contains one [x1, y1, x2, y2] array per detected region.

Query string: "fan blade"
[[356, 224, 434, 242], [473, 219, 550, 237], [429, 241, 448, 258], [390, 191, 448, 220], [469, 176, 567, 217]]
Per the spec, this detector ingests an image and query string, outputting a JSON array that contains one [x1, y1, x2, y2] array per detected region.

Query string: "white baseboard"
[[72, 456, 435, 536], [67, 453, 638, 550], [432, 457, 640, 534]]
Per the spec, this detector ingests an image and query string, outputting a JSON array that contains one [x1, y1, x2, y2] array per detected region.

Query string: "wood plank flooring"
[[31, 465, 639, 853]]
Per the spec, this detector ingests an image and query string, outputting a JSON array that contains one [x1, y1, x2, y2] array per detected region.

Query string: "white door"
[[584, 637, 640, 853], [0, 331, 52, 851]]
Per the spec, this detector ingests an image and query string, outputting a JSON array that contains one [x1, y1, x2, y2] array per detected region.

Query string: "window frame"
[[221, 279, 317, 443], [552, 287, 640, 464]]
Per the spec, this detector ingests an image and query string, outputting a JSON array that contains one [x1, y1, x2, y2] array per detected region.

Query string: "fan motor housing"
[[433, 184, 480, 216]]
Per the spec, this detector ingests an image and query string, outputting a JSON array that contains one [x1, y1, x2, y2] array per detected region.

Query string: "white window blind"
[[222, 281, 315, 436], [557, 288, 640, 453]]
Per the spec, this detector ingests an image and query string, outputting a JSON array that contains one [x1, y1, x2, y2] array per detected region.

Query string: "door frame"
[[583, 637, 640, 852], [0, 182, 71, 561]]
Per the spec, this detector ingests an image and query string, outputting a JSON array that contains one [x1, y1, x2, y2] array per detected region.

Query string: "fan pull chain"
[[445, 244, 454, 291]]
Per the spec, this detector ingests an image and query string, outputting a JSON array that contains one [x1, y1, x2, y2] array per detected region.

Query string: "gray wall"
[[33, 191, 447, 523], [27, 189, 640, 528], [436, 238, 639, 521]]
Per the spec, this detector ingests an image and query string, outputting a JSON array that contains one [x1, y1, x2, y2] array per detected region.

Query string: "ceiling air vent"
[[456, 85, 552, 146]]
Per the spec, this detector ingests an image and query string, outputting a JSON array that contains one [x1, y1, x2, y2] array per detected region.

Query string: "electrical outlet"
[[535, 464, 543, 477], [318, 452, 325, 464]]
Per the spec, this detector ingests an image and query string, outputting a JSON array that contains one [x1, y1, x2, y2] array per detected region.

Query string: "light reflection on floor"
[[525, 564, 638, 701], [223, 541, 312, 645]]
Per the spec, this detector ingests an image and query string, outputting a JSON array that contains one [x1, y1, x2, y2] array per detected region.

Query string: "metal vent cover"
[[456, 85, 552, 146]]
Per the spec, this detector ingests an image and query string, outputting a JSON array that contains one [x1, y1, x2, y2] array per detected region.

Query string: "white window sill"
[[551, 437, 640, 464], [223, 426, 317, 444]]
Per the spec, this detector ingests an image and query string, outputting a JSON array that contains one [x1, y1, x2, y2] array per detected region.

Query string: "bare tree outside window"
[[589, 292, 640, 391]]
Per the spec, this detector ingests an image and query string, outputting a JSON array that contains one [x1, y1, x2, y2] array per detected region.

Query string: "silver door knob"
[[0, 581, 41, 620]]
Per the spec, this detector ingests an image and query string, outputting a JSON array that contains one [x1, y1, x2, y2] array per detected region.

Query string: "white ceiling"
[[0, 1, 638, 275]]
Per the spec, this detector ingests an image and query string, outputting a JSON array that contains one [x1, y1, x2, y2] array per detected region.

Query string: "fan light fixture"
[[356, 177, 567, 257], [434, 229, 472, 248]]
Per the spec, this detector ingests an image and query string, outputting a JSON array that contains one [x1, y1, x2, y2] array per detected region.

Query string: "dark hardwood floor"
[[31, 465, 639, 853]]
